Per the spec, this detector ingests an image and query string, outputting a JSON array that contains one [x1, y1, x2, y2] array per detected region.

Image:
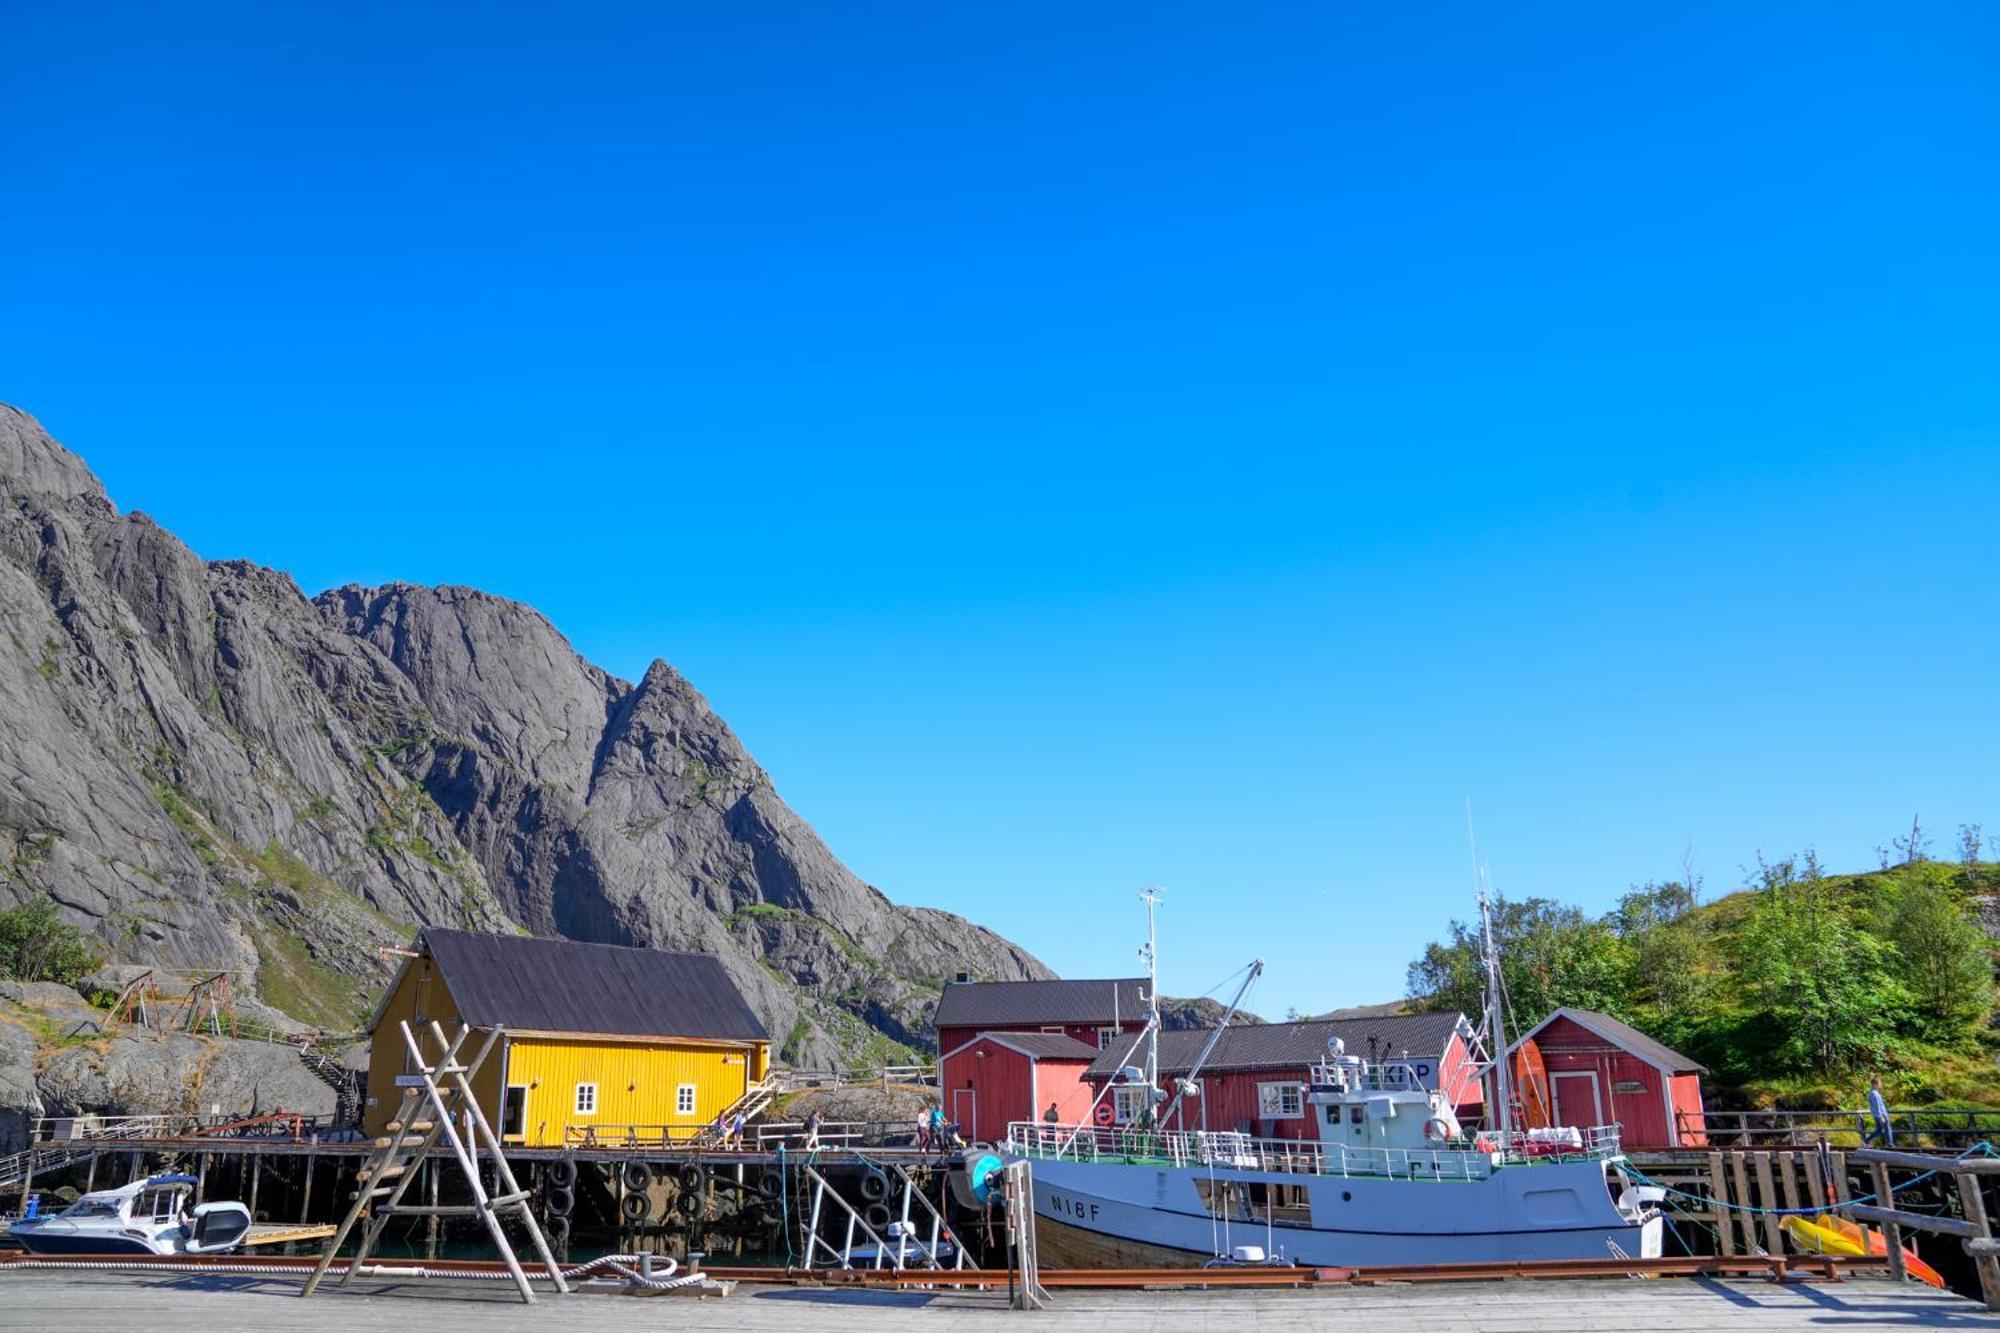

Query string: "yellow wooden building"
[[364, 928, 771, 1147]]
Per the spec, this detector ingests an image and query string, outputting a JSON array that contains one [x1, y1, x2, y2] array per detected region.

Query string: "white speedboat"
[[990, 892, 1664, 1268], [8, 1173, 252, 1256]]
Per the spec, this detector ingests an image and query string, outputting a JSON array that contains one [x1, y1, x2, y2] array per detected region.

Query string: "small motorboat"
[[8, 1173, 252, 1256]]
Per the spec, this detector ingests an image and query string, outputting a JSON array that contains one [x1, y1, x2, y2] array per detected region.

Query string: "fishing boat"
[[7, 1173, 252, 1256], [987, 889, 1665, 1267]]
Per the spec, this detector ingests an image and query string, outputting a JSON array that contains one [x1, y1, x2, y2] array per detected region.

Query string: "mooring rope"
[[0, 1253, 704, 1291]]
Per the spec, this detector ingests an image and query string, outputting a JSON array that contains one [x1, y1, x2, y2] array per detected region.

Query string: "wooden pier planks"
[[0, 1266, 1975, 1333]]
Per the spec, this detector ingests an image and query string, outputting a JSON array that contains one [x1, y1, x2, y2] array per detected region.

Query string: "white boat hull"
[[1025, 1154, 1658, 1267]]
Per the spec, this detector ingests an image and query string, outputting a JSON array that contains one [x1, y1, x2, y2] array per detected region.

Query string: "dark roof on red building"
[[411, 928, 768, 1044], [972, 1032, 1103, 1061], [1516, 1007, 1706, 1074], [933, 977, 1149, 1029], [1087, 1011, 1465, 1078]]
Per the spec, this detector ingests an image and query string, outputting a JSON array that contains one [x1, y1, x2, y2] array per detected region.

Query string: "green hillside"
[[1408, 845, 2000, 1111]]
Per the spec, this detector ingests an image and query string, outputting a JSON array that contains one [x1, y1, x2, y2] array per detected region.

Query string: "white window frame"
[[1112, 1084, 1148, 1125], [1097, 1027, 1121, 1049], [574, 1082, 598, 1116], [676, 1083, 697, 1116], [1257, 1081, 1304, 1119], [501, 1085, 529, 1138]]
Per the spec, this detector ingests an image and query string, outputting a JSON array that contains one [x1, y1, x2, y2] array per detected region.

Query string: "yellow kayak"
[[1783, 1215, 1947, 1288]]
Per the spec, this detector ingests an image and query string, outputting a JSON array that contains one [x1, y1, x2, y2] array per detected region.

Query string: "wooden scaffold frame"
[[301, 1020, 567, 1304]]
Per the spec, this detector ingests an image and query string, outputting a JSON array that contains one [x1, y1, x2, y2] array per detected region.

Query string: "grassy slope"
[[1674, 860, 2000, 1111]]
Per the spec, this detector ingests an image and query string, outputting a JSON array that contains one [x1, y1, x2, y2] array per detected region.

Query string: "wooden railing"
[[777, 1064, 937, 1090], [564, 1118, 913, 1151], [1682, 1107, 2000, 1149], [1849, 1146, 2000, 1309]]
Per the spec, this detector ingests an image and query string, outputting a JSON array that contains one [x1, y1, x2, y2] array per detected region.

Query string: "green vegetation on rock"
[[0, 895, 104, 985], [1409, 845, 2000, 1109]]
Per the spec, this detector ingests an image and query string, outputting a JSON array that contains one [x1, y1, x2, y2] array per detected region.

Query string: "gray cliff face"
[[0, 405, 1048, 1069]]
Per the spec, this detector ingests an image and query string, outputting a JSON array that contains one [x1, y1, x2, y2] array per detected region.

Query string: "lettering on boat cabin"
[[1047, 1193, 1101, 1222]]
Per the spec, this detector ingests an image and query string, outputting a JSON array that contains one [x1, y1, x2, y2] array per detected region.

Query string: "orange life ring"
[[1094, 1101, 1115, 1127]]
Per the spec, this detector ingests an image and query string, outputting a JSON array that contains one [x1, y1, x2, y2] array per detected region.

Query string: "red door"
[[1550, 1070, 1603, 1130]]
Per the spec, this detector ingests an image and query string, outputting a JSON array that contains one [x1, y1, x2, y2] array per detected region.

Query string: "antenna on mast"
[[1466, 801, 1512, 1159], [1138, 887, 1163, 1097]]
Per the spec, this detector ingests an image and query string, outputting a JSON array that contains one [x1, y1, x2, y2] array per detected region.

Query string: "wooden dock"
[[0, 1266, 1981, 1330]]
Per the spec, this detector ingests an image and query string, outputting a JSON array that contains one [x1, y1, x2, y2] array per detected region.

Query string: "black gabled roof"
[[416, 929, 768, 1044], [1086, 1011, 1466, 1077], [933, 977, 1149, 1029], [1516, 1007, 1706, 1074], [976, 1032, 1103, 1061]]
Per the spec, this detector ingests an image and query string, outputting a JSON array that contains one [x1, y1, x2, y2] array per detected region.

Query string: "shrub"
[[0, 896, 104, 985]]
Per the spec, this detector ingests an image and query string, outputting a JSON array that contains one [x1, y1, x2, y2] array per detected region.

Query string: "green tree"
[[0, 895, 103, 985], [1733, 876, 1907, 1074], [1407, 896, 1634, 1024], [1888, 880, 1994, 1040]]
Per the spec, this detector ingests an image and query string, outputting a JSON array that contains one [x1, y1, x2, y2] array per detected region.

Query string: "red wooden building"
[[1082, 1012, 1480, 1141], [1508, 1007, 1707, 1150], [933, 976, 1151, 1141], [936, 1031, 1099, 1143], [932, 976, 1150, 1059]]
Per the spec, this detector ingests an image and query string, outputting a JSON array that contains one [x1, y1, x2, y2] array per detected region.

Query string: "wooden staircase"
[[691, 1075, 784, 1146]]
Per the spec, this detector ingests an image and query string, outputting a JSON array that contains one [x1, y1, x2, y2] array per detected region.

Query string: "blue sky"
[[4, 4, 1997, 1018]]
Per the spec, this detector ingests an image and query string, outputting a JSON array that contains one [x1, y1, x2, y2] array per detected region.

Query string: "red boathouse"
[[936, 1031, 1100, 1144], [1507, 1007, 1708, 1149]]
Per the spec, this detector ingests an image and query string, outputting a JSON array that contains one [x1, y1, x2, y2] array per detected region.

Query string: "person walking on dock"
[[1867, 1076, 1895, 1147], [728, 1110, 747, 1150], [804, 1110, 823, 1149]]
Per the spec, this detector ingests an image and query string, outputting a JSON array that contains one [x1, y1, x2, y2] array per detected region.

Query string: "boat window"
[[1195, 1179, 1314, 1228], [62, 1198, 122, 1219], [1349, 1105, 1366, 1124]]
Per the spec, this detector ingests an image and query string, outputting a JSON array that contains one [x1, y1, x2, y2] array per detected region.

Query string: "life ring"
[[620, 1161, 652, 1193], [546, 1157, 578, 1189], [620, 1191, 651, 1223], [544, 1184, 574, 1218], [1422, 1117, 1453, 1143], [1093, 1101, 1115, 1127]]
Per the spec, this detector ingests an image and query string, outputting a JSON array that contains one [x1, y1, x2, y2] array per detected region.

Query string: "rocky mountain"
[[0, 405, 1047, 1068]]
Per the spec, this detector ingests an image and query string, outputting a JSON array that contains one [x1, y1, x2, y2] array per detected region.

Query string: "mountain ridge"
[[0, 404, 1047, 1066]]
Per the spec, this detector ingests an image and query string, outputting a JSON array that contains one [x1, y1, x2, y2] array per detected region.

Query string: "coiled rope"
[[0, 1253, 703, 1291]]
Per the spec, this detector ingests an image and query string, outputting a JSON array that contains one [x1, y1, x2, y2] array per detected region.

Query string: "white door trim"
[[1550, 1069, 1604, 1128]]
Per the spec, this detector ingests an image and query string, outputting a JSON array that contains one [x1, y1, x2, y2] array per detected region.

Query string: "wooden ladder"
[[300, 1020, 567, 1303]]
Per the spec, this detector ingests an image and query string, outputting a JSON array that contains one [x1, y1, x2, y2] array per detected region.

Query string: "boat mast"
[[1478, 884, 1512, 1156], [1139, 886, 1162, 1098], [1157, 957, 1263, 1131]]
